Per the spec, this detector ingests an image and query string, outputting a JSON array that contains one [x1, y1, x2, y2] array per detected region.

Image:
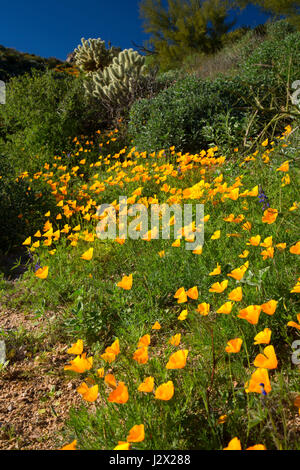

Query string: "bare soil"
[[0, 305, 82, 450]]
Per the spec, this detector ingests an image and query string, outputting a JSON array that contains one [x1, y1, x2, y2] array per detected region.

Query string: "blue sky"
[[1, 1, 270, 60]]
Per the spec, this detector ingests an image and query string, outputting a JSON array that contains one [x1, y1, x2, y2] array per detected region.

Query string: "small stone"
[[0, 341, 6, 364]]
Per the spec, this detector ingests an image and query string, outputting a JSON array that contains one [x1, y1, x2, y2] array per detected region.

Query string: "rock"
[[66, 52, 75, 63], [0, 340, 5, 364]]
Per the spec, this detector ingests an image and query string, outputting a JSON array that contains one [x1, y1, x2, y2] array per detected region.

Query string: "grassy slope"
[[1, 123, 299, 450]]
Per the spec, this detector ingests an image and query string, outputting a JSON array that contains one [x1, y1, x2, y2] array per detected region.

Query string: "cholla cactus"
[[87, 48, 147, 105], [73, 38, 119, 73]]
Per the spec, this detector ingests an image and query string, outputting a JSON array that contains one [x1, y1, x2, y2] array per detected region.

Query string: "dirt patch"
[[0, 306, 82, 450], [0, 306, 39, 332]]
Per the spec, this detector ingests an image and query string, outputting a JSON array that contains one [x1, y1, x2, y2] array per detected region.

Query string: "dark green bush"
[[128, 74, 249, 153]]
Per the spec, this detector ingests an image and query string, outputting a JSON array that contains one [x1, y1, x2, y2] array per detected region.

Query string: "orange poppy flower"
[[294, 395, 300, 414], [276, 161, 289, 172], [276, 243, 286, 251], [211, 230, 221, 240], [209, 280, 228, 293], [227, 262, 248, 281], [217, 301, 233, 314], [108, 382, 129, 403], [35, 266, 49, 279], [218, 415, 227, 424], [105, 374, 117, 389], [169, 333, 181, 346], [100, 352, 117, 363], [223, 437, 242, 450], [174, 287, 188, 304], [253, 345, 278, 369], [247, 235, 261, 246], [245, 368, 271, 394], [114, 442, 131, 450], [228, 287, 242, 302], [209, 264, 221, 276], [67, 339, 83, 355], [115, 237, 126, 245], [64, 353, 93, 373], [117, 274, 133, 290], [246, 445, 266, 450], [291, 281, 300, 293], [196, 303, 210, 316], [287, 314, 300, 330], [166, 349, 188, 369], [81, 248, 93, 260], [260, 236, 273, 248], [178, 309, 188, 320], [260, 300, 277, 316], [225, 338, 243, 353], [61, 440, 77, 450], [260, 247, 274, 260], [290, 241, 300, 255], [127, 424, 145, 443], [23, 236, 31, 246], [138, 334, 150, 347], [106, 339, 120, 356], [262, 208, 278, 224], [192, 245, 203, 255], [238, 305, 261, 325], [186, 286, 198, 300], [155, 381, 174, 401], [254, 328, 272, 345], [100, 339, 120, 363], [133, 346, 148, 364], [77, 382, 98, 402], [138, 376, 154, 393]]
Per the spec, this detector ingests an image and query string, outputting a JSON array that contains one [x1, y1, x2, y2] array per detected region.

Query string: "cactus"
[[85, 48, 147, 106], [73, 38, 120, 73]]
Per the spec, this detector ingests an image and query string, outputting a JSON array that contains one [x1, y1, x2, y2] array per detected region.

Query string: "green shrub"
[[240, 31, 300, 86], [265, 19, 296, 40], [236, 29, 300, 146], [0, 69, 105, 173], [128, 75, 248, 153]]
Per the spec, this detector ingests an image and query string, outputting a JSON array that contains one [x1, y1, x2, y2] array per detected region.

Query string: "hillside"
[[0, 44, 63, 81]]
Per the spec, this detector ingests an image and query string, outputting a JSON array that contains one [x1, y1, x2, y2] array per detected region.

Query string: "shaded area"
[[0, 247, 32, 280]]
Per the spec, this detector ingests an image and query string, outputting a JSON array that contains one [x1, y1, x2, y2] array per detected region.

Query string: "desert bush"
[[265, 19, 296, 40], [128, 74, 249, 153], [0, 69, 104, 173]]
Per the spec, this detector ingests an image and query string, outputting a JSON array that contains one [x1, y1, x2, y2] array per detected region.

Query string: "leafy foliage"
[[0, 69, 104, 173], [139, 0, 236, 71]]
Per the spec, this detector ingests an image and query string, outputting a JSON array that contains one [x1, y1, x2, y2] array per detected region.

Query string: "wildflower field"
[[0, 16, 300, 451], [1, 123, 299, 450]]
